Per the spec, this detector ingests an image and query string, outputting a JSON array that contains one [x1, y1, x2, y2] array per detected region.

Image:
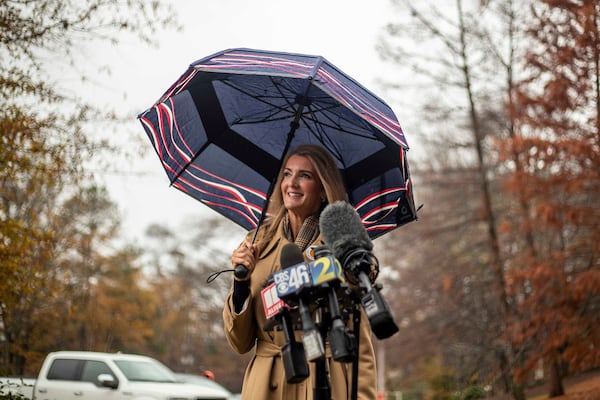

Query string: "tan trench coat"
[[223, 222, 378, 400]]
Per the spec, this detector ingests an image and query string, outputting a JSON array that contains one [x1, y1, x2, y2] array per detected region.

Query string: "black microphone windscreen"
[[320, 201, 373, 260], [280, 242, 305, 270]]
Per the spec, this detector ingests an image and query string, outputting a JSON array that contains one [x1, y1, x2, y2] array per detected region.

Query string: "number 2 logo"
[[311, 256, 344, 285]]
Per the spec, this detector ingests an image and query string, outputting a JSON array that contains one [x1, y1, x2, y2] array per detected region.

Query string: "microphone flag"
[[261, 282, 284, 319]]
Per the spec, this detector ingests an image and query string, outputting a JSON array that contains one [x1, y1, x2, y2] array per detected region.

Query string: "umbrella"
[[138, 48, 417, 239]]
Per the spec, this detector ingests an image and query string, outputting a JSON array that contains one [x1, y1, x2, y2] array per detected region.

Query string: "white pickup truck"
[[1, 351, 232, 400]]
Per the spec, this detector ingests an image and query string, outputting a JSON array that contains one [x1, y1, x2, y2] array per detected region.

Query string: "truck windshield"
[[114, 360, 178, 383]]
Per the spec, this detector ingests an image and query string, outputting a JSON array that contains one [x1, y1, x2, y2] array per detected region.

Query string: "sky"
[[77, 0, 412, 242]]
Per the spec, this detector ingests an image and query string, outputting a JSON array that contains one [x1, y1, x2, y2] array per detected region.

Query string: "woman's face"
[[281, 154, 323, 219]]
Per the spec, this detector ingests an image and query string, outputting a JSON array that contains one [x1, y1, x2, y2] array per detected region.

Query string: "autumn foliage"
[[377, 0, 599, 399], [499, 0, 600, 393]]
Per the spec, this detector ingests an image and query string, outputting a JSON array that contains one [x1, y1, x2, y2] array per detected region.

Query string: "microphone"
[[320, 201, 399, 340], [259, 245, 309, 383], [319, 201, 377, 284], [312, 245, 356, 362], [277, 243, 325, 362]]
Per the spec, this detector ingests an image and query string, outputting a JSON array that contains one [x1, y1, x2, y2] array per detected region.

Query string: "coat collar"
[[257, 220, 323, 261]]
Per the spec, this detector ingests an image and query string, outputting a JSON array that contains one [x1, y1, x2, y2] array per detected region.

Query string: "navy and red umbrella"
[[138, 48, 417, 238]]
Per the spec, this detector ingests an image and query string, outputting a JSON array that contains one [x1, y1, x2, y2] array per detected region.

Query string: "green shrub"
[[461, 385, 486, 400]]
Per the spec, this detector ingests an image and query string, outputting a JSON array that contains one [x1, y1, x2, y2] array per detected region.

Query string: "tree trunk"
[[548, 354, 565, 397], [512, 382, 526, 400], [456, 3, 522, 399]]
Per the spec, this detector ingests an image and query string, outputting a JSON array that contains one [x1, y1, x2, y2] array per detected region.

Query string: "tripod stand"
[[311, 288, 363, 400]]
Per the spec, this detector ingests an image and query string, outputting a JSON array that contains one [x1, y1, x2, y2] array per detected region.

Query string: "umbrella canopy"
[[138, 48, 417, 238]]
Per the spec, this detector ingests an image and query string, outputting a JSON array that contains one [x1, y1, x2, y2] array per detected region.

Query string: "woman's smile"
[[281, 155, 323, 219]]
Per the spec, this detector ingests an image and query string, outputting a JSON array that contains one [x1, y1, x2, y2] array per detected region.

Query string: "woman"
[[223, 144, 377, 399]]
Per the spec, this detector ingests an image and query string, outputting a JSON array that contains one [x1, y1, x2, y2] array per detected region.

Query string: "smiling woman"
[[223, 144, 378, 400]]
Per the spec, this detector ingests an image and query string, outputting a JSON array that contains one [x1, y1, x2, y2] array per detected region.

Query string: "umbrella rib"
[[303, 105, 378, 139], [218, 77, 378, 139], [219, 79, 298, 122]]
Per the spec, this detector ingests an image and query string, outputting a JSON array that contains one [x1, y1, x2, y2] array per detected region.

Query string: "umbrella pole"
[[235, 99, 307, 279], [248, 115, 303, 243]]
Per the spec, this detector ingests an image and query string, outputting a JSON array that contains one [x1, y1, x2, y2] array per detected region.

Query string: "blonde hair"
[[256, 144, 347, 250]]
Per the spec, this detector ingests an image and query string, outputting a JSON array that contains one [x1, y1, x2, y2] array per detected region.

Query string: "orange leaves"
[[543, 76, 575, 112], [442, 274, 453, 293], [572, 270, 600, 302]]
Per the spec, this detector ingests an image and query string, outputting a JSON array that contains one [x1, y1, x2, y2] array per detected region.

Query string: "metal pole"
[[377, 341, 385, 400]]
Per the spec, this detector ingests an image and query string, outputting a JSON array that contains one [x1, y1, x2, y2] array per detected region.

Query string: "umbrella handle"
[[234, 264, 249, 279]]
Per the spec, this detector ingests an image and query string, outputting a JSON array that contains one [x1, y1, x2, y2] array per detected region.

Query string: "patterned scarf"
[[283, 213, 320, 251]]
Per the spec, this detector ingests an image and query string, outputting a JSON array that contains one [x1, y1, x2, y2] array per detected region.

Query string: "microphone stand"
[[311, 287, 362, 400], [340, 285, 365, 400], [314, 359, 330, 400], [313, 302, 331, 400], [351, 304, 360, 400]]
